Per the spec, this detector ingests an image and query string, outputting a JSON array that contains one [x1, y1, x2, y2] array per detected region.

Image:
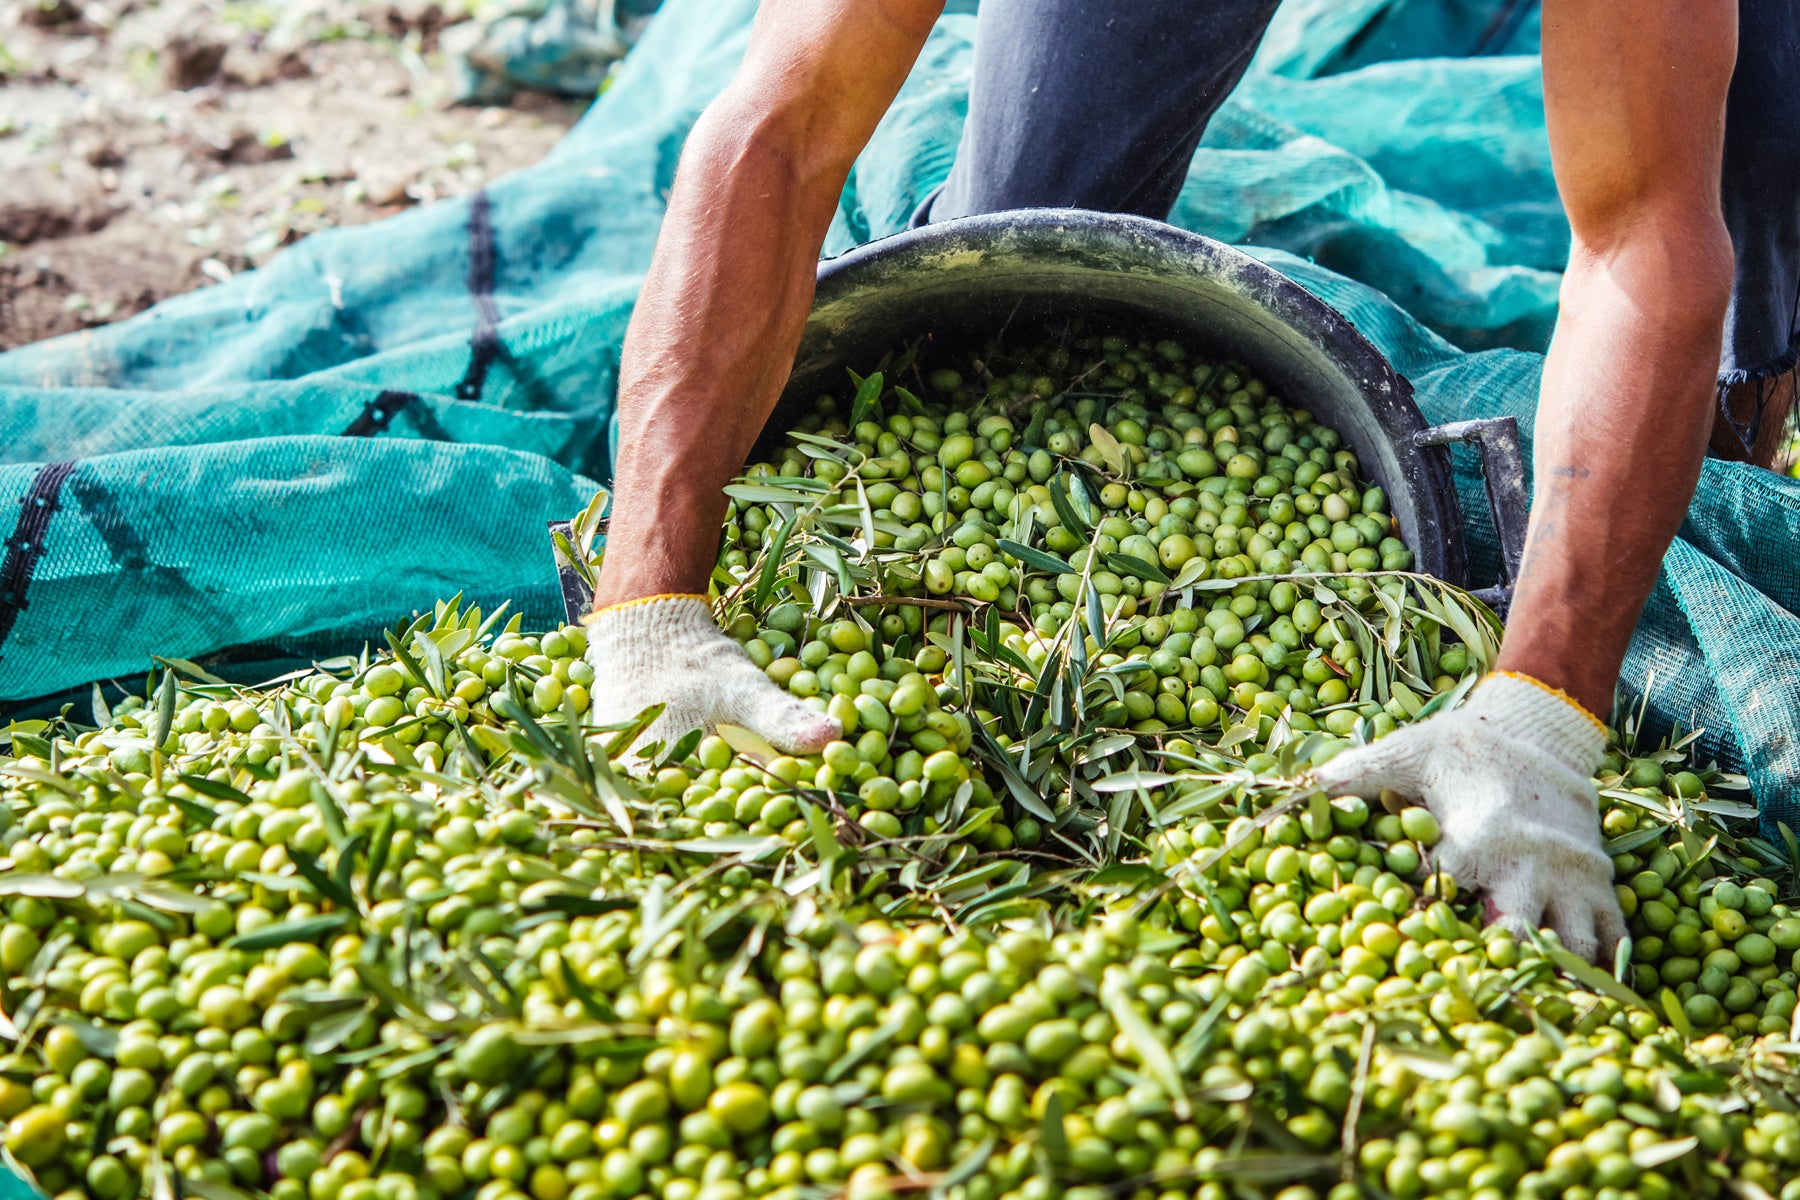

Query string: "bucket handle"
[[551, 518, 598, 624], [1411, 416, 1530, 617]]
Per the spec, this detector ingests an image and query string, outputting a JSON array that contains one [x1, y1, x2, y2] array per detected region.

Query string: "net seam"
[[455, 188, 502, 402], [340, 389, 424, 437], [0, 460, 81, 651]]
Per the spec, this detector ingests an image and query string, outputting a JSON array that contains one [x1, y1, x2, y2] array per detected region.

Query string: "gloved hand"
[[1310, 671, 1625, 963], [584, 594, 841, 755]]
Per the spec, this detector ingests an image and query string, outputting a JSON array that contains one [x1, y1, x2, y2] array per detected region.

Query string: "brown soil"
[[0, 0, 586, 350]]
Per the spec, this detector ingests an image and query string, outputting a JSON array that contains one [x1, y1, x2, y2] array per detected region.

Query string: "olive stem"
[[1340, 1019, 1377, 1180]]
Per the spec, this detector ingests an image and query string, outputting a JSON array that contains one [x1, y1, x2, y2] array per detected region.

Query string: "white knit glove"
[[1311, 672, 1624, 962], [584, 595, 840, 755]]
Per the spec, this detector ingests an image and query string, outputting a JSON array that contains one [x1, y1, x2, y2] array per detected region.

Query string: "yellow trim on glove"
[[1492, 669, 1609, 737], [582, 593, 708, 624]]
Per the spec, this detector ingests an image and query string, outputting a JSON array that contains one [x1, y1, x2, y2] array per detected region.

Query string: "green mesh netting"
[[2, 0, 1796, 829]]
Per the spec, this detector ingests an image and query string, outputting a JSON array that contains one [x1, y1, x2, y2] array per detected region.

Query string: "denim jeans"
[[914, 0, 1800, 440]]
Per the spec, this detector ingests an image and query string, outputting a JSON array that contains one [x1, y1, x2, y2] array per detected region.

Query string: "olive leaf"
[[1105, 553, 1169, 585], [1631, 1137, 1699, 1169], [995, 539, 1074, 576], [228, 913, 352, 952], [411, 630, 451, 697], [311, 775, 349, 848], [1538, 940, 1654, 1013], [1038, 1088, 1069, 1164], [513, 1026, 653, 1048], [799, 799, 846, 866], [627, 891, 707, 969], [89, 684, 111, 730], [715, 723, 779, 764], [849, 369, 885, 428], [1047, 471, 1091, 533], [1090, 770, 1176, 793], [150, 668, 178, 751], [366, 808, 395, 897], [1660, 988, 1694, 1041], [1167, 555, 1211, 591], [305, 1007, 373, 1056], [177, 773, 249, 805], [0, 874, 83, 899], [1102, 980, 1188, 1115], [725, 483, 827, 506], [754, 511, 798, 610], [1087, 423, 1127, 476], [383, 630, 432, 698], [1203, 1154, 1337, 1183], [656, 728, 705, 771], [289, 846, 357, 911], [933, 1135, 997, 1199]]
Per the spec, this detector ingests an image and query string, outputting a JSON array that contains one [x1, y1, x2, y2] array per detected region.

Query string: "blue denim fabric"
[[1719, 0, 1800, 448], [915, 0, 1800, 436]]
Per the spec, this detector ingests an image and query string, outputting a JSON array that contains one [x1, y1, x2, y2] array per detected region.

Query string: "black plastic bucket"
[[556, 211, 1526, 621]]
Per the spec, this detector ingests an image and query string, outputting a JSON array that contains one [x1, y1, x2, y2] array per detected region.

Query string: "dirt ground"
[[0, 0, 587, 350]]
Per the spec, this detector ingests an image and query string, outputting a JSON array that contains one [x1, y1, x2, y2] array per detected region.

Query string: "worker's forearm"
[[595, 107, 847, 607], [592, 0, 941, 610], [1496, 228, 1734, 715]]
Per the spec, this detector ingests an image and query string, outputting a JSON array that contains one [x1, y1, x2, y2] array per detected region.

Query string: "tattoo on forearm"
[[1517, 463, 1589, 578]]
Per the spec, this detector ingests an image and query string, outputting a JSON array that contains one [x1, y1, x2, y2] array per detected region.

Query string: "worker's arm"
[[585, 0, 943, 753], [1317, 0, 1737, 961], [1498, 0, 1737, 711]]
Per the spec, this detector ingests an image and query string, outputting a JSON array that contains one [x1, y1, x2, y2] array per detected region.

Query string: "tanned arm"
[[1312, 1, 1736, 962], [1496, 0, 1738, 714], [594, 0, 944, 609]]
